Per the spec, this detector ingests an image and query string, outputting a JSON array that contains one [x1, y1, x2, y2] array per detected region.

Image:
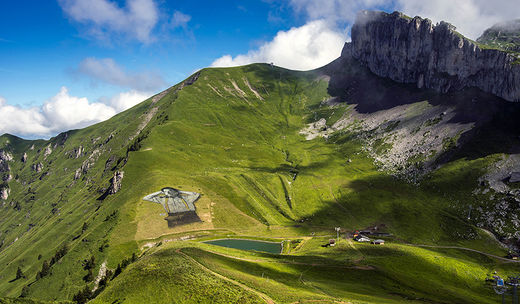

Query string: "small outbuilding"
[[371, 239, 385, 245], [329, 239, 336, 247], [354, 235, 371, 242]]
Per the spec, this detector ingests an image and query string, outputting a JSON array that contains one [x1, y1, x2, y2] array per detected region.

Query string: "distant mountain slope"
[[478, 19, 520, 52]]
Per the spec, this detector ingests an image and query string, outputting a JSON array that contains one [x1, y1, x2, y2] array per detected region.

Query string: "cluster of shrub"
[[72, 253, 137, 304], [83, 255, 96, 282], [35, 244, 68, 279], [17, 244, 69, 298]]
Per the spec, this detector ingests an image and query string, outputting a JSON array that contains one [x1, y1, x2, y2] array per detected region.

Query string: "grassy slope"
[[97, 64, 516, 303], [0, 63, 517, 303], [94, 239, 518, 304], [0, 95, 162, 299]]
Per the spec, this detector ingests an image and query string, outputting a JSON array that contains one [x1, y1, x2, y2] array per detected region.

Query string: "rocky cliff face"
[[108, 170, 124, 195], [342, 11, 520, 102]]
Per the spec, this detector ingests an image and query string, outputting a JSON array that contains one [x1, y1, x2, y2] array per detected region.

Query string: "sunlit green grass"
[[0, 63, 515, 303]]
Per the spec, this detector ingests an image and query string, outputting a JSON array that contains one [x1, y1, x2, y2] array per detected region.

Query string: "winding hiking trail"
[[176, 249, 275, 304]]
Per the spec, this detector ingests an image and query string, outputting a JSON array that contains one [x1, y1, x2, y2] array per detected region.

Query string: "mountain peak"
[[342, 10, 520, 102]]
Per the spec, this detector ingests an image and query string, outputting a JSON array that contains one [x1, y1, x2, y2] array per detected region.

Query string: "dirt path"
[[177, 249, 275, 304], [412, 244, 519, 263]]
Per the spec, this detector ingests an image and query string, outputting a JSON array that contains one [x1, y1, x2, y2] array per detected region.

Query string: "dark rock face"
[[342, 11, 520, 102], [510, 172, 520, 183]]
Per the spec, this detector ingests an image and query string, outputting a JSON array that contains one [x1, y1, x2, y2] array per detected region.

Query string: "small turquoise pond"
[[204, 239, 281, 254]]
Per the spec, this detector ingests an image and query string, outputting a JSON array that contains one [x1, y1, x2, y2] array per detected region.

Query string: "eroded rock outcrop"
[[108, 171, 124, 195], [32, 162, 43, 173], [0, 150, 13, 164], [0, 151, 12, 193], [342, 10, 520, 102], [0, 187, 8, 200], [43, 144, 52, 158], [68, 146, 83, 159]]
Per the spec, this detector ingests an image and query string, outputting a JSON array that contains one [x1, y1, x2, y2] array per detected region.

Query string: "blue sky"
[[0, 0, 517, 138]]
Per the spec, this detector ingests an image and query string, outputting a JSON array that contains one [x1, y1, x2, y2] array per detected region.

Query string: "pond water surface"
[[204, 239, 281, 254]]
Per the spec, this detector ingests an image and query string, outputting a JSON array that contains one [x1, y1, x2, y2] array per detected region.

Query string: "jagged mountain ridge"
[[342, 10, 520, 102]]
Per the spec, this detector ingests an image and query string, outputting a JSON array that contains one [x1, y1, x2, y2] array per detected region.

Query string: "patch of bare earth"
[[243, 77, 264, 100], [230, 80, 247, 98], [207, 83, 223, 97]]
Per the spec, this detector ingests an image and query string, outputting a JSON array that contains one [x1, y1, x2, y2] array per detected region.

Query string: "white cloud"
[[58, 0, 159, 43], [210, 0, 392, 70], [77, 57, 165, 91], [41, 87, 116, 132], [288, 0, 520, 40], [289, 0, 387, 26], [211, 20, 345, 70], [0, 97, 49, 137], [396, 0, 520, 39], [170, 11, 191, 29], [0, 88, 151, 138], [104, 90, 151, 112]]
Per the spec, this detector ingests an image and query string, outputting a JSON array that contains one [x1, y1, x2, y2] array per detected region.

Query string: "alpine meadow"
[[1, 6, 520, 304]]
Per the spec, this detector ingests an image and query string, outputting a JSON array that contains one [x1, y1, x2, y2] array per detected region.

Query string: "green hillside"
[[0, 63, 518, 303]]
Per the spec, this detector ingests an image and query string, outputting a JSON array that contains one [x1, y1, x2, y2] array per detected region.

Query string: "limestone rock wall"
[[342, 11, 520, 102]]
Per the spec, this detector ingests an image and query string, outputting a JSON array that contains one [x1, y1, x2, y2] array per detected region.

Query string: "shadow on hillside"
[[438, 94, 520, 161], [181, 247, 395, 295], [240, 64, 294, 93], [321, 56, 520, 161], [292, 173, 483, 245], [321, 57, 431, 113], [249, 158, 331, 177]]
